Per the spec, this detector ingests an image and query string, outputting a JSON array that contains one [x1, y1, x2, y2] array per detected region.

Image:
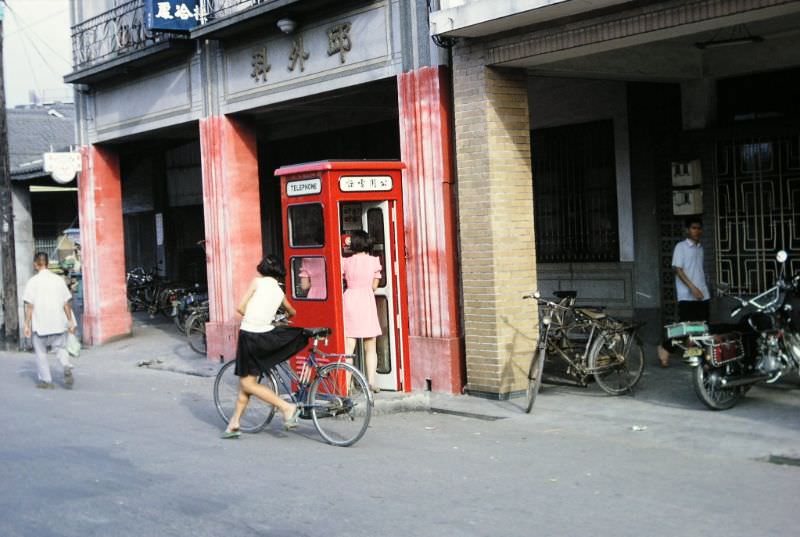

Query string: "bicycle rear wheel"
[[589, 331, 644, 395], [524, 347, 546, 413], [186, 313, 207, 355], [213, 360, 277, 433], [309, 362, 372, 447]]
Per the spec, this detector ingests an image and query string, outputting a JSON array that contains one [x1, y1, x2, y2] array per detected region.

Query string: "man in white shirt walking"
[[22, 252, 78, 389], [658, 216, 710, 367]]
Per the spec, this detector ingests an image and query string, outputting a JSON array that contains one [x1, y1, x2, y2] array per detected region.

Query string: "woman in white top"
[[222, 255, 308, 438]]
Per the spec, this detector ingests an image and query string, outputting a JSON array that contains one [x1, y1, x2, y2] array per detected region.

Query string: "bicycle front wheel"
[[174, 309, 188, 333], [186, 313, 207, 355], [309, 362, 372, 447], [589, 331, 644, 395], [524, 347, 546, 413], [213, 360, 277, 433]]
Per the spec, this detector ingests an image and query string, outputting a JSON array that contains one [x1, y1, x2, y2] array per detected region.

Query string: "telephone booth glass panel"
[[290, 256, 327, 300], [366, 208, 387, 288], [376, 296, 391, 374], [288, 204, 324, 247]]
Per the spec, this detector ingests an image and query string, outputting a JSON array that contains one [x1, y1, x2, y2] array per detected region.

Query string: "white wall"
[[79, 0, 116, 22], [0, 183, 34, 340]]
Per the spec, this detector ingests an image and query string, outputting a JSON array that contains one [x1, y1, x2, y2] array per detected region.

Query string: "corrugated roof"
[[8, 103, 76, 175]]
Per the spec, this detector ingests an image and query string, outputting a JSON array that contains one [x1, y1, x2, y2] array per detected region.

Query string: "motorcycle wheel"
[[692, 363, 742, 410]]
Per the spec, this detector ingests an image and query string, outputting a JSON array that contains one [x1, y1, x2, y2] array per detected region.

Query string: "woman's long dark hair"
[[349, 230, 372, 254], [257, 254, 286, 279]]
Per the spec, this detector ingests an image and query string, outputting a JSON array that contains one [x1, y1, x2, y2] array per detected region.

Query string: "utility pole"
[[0, 1, 20, 344]]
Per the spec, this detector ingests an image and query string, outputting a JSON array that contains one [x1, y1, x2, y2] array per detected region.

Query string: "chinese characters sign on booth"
[[144, 1, 206, 32], [339, 176, 393, 192]]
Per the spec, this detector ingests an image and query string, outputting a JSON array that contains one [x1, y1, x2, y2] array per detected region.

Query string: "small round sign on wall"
[[43, 152, 82, 185]]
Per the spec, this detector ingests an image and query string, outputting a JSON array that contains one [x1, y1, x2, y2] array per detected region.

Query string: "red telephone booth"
[[275, 161, 411, 392]]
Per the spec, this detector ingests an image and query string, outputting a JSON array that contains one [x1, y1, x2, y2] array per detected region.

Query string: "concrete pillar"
[[79, 145, 132, 344], [13, 183, 34, 341], [199, 115, 262, 361], [452, 53, 537, 398], [397, 66, 464, 393], [681, 78, 717, 130]]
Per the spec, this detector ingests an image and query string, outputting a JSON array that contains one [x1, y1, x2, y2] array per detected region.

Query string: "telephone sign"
[[287, 178, 322, 197]]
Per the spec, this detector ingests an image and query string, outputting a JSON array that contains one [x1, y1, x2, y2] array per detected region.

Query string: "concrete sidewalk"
[[7, 311, 800, 462]]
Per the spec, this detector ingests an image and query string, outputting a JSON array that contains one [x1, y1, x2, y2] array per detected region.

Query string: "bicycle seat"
[[576, 308, 606, 320], [553, 290, 577, 299], [302, 327, 332, 338]]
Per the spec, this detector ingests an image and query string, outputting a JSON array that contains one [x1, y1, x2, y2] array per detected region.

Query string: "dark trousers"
[[663, 300, 710, 352]]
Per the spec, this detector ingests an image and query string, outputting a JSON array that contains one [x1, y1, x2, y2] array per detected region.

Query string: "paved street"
[[1, 318, 799, 537]]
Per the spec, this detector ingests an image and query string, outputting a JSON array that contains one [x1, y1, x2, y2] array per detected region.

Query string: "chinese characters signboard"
[[223, 5, 389, 98], [43, 152, 82, 184], [327, 23, 352, 64], [251, 46, 271, 82], [144, 1, 205, 32], [339, 176, 393, 192], [249, 21, 354, 85]]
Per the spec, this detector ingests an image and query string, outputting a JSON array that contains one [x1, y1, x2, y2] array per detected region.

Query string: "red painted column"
[[199, 116, 262, 361], [398, 66, 465, 393], [79, 145, 132, 344]]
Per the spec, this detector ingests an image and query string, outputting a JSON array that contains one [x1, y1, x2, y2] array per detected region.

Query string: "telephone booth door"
[[340, 200, 403, 391]]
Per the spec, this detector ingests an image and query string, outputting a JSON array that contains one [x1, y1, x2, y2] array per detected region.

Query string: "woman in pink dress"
[[298, 257, 326, 299], [341, 230, 382, 392]]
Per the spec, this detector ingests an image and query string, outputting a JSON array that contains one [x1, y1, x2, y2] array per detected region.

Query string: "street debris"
[[630, 425, 648, 431], [137, 359, 164, 367]]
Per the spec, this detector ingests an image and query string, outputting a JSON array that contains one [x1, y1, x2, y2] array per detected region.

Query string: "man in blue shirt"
[[658, 216, 710, 367]]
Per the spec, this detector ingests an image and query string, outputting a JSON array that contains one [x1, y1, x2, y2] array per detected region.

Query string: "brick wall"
[[453, 43, 538, 397]]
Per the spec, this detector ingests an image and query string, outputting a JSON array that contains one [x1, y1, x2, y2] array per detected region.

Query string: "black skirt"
[[234, 326, 309, 377]]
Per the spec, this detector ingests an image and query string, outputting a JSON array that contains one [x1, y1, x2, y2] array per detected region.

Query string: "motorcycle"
[[667, 250, 800, 410], [126, 267, 157, 312]]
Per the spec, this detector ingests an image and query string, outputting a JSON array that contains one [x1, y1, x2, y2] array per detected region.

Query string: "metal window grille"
[[34, 238, 59, 257], [714, 135, 800, 295], [532, 120, 619, 263]]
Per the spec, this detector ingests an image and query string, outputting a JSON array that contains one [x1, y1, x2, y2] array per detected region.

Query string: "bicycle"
[[522, 291, 645, 413], [213, 327, 373, 447], [185, 305, 209, 355]]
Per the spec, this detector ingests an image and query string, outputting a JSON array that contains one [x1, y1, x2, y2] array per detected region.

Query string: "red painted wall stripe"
[[78, 145, 132, 344]]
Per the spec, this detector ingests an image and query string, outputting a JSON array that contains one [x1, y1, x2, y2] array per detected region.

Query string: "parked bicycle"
[[185, 305, 209, 355], [171, 287, 208, 332], [522, 291, 645, 413], [213, 328, 373, 446]]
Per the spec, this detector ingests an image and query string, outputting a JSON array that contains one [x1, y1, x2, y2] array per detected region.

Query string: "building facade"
[[70, 0, 800, 399], [431, 0, 800, 397], [67, 1, 463, 392], [1, 104, 77, 341]]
